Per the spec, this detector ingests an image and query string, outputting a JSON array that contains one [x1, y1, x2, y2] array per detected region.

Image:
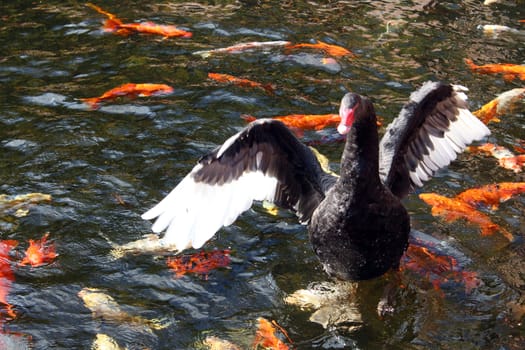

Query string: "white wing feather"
[[141, 163, 279, 251]]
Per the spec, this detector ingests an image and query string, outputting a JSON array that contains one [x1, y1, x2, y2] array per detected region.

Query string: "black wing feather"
[[193, 119, 336, 222], [379, 82, 490, 198]]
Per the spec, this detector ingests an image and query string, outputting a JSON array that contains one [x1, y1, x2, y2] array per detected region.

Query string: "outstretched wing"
[[379, 82, 490, 198], [142, 119, 336, 251]]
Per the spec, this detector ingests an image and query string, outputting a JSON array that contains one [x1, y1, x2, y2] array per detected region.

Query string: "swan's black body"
[[309, 96, 410, 280]]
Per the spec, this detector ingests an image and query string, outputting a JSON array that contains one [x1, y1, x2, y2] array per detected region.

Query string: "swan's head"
[[337, 93, 377, 135], [337, 92, 361, 135]]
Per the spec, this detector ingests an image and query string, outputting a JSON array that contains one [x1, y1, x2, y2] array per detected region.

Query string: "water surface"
[[0, 1, 524, 349]]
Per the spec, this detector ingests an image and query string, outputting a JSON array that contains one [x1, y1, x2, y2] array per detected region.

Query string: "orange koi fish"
[[455, 182, 525, 210], [253, 318, 291, 350], [286, 40, 355, 57], [473, 88, 525, 124], [242, 113, 340, 131], [468, 143, 525, 173], [19, 233, 58, 267], [193, 41, 291, 58], [0, 240, 17, 319], [86, 3, 192, 39], [82, 83, 174, 110], [419, 193, 514, 241], [208, 73, 274, 94], [243, 113, 381, 132], [465, 58, 525, 81], [401, 244, 480, 294], [166, 249, 231, 279]]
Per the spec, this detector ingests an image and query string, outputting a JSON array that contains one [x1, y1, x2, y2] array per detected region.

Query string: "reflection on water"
[[0, 0, 524, 348]]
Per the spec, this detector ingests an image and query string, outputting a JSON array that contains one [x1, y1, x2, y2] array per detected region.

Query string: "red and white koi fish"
[[468, 143, 525, 173], [473, 88, 525, 124], [499, 155, 525, 173], [193, 40, 291, 58], [86, 3, 192, 39], [82, 83, 174, 109]]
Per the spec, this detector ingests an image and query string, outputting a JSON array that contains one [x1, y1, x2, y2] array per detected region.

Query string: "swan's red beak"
[[337, 93, 359, 135], [337, 105, 356, 135]]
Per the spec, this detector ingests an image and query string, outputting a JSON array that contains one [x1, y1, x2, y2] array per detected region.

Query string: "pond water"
[[1, 0, 524, 349]]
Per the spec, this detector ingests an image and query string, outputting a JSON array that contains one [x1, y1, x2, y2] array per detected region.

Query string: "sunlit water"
[[0, 1, 524, 349]]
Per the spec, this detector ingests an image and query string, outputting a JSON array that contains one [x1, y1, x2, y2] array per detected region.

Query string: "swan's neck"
[[339, 113, 381, 190]]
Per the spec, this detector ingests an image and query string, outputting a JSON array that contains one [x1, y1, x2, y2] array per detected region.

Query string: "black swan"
[[142, 82, 490, 281]]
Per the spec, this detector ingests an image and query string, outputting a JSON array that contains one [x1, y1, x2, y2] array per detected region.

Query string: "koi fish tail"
[[81, 98, 101, 110], [464, 58, 477, 70], [86, 3, 124, 32]]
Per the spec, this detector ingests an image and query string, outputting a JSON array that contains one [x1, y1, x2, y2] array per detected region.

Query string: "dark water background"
[[1, 0, 524, 349]]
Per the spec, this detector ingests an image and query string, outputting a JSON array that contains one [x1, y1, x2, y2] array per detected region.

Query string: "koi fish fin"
[[86, 3, 124, 32], [464, 58, 477, 70], [86, 3, 122, 22]]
